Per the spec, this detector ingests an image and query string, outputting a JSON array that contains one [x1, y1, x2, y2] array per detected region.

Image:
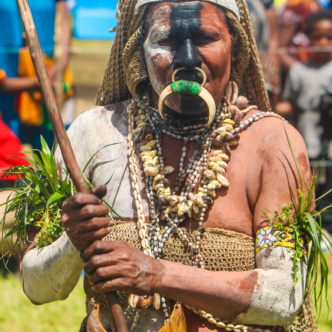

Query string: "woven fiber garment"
[[95, 0, 271, 112], [84, 223, 317, 331]]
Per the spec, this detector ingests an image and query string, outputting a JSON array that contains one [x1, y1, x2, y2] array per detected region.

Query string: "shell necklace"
[[125, 83, 284, 330]]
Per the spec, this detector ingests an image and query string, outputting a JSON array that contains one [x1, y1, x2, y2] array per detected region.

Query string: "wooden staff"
[[16, 1, 128, 331]]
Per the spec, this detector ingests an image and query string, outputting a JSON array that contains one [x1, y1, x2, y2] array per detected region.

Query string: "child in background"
[[276, 10, 332, 160], [276, 0, 323, 71]]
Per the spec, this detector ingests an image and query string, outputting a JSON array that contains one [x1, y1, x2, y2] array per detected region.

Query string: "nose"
[[173, 39, 202, 69]]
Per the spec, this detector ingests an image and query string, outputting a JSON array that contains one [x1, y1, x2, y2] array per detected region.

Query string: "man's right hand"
[[62, 185, 111, 252]]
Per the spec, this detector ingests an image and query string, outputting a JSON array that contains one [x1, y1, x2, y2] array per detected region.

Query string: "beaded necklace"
[[125, 89, 284, 331]]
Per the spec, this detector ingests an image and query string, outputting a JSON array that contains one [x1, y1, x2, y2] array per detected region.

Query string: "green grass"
[[317, 254, 332, 331], [0, 273, 86, 332]]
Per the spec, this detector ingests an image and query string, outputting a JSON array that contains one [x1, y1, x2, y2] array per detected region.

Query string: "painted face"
[[143, 1, 233, 117], [309, 20, 332, 65]]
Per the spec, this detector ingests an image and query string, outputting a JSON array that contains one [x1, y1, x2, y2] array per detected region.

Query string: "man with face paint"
[[21, 0, 318, 331]]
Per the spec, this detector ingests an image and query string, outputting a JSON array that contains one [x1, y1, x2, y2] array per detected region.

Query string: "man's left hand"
[[81, 240, 163, 295]]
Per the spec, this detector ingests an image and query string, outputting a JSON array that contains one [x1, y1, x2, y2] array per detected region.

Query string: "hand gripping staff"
[[16, 1, 128, 331]]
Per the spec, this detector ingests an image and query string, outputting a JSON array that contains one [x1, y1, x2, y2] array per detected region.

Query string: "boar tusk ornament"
[[158, 67, 216, 127]]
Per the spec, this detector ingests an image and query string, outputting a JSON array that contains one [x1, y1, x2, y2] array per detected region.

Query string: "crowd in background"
[[248, 0, 332, 230], [0, 0, 332, 229]]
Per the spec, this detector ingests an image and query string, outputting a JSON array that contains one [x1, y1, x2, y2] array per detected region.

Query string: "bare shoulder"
[[69, 101, 129, 136], [238, 111, 312, 231], [242, 111, 309, 171], [55, 100, 130, 175]]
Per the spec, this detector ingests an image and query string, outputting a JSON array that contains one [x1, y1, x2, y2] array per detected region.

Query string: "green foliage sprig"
[[0, 136, 121, 259], [262, 128, 332, 313], [1, 137, 71, 252]]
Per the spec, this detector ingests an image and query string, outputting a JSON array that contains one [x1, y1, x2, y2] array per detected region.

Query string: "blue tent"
[[72, 0, 118, 40]]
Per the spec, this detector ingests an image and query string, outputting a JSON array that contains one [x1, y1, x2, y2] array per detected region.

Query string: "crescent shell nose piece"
[[158, 67, 216, 126]]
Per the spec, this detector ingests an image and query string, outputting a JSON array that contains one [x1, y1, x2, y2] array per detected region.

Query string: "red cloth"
[[0, 112, 29, 182]]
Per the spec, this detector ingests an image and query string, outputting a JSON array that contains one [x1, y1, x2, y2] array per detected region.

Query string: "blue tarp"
[[72, 0, 118, 40]]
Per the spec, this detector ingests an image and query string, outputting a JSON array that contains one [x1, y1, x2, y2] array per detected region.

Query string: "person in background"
[[276, 0, 323, 72], [0, 67, 36, 187], [276, 10, 332, 160], [247, 0, 281, 108], [0, 0, 72, 149], [0, 67, 35, 260], [276, 9, 332, 232]]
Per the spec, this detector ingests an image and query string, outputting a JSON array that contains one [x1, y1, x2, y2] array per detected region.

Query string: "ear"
[[231, 55, 236, 62]]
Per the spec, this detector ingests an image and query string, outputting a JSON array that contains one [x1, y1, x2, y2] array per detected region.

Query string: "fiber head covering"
[[96, 0, 271, 112], [135, 0, 240, 20]]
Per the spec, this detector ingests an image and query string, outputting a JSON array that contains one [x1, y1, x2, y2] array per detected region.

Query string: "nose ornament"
[[158, 67, 216, 126]]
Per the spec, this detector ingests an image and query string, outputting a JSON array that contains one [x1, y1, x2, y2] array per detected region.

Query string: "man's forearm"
[[22, 233, 84, 304], [156, 246, 306, 326], [157, 260, 255, 320]]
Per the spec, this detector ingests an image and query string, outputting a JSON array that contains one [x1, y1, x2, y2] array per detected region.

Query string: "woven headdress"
[[96, 0, 271, 112]]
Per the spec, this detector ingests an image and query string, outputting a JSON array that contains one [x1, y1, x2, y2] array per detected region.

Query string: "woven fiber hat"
[[95, 0, 271, 112]]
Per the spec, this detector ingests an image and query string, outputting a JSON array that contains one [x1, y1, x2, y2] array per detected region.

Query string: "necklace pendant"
[[158, 303, 187, 332]]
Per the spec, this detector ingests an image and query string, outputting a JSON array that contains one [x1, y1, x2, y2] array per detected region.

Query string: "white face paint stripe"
[[143, 6, 173, 96], [236, 246, 307, 326], [144, 43, 173, 96]]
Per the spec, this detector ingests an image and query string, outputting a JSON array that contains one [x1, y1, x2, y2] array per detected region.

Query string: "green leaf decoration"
[[283, 126, 303, 192], [46, 192, 66, 209], [262, 129, 332, 314], [0, 136, 121, 259]]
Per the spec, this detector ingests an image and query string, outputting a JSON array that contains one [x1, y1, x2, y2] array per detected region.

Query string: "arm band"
[[22, 233, 84, 304], [235, 227, 307, 326]]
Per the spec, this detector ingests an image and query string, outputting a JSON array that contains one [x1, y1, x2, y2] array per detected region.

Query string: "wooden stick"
[[16, 1, 128, 331]]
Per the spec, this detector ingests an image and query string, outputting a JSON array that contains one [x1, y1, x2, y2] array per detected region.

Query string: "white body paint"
[[236, 246, 307, 326], [143, 6, 173, 97], [22, 232, 84, 304]]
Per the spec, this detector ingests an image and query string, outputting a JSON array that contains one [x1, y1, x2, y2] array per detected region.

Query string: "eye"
[[158, 38, 181, 51], [194, 35, 216, 46]]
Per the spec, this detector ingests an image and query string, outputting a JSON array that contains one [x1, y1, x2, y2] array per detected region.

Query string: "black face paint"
[[169, 3, 207, 115], [170, 3, 203, 70]]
